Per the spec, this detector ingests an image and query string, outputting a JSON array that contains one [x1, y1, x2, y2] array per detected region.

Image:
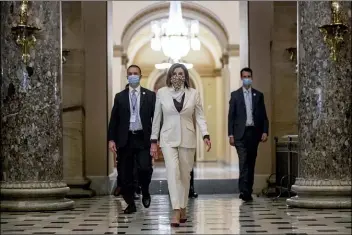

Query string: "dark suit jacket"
[[108, 87, 156, 148], [228, 87, 269, 140]]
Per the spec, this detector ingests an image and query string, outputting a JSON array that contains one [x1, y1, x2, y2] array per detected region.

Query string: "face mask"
[[128, 75, 140, 88], [242, 78, 252, 86], [170, 75, 185, 91]]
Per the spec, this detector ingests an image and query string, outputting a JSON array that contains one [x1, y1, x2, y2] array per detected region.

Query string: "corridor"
[[1, 195, 351, 234]]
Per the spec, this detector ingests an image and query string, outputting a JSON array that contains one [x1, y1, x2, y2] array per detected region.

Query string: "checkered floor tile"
[[1, 195, 351, 234]]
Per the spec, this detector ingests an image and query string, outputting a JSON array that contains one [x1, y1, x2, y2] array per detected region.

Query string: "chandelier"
[[150, 1, 201, 62]]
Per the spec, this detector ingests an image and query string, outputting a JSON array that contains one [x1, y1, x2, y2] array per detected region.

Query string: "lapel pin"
[[143, 92, 146, 95], [253, 93, 256, 96]]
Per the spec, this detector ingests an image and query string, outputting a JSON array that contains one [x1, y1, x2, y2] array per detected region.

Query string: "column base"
[[286, 179, 352, 209], [287, 196, 351, 209], [0, 182, 75, 212]]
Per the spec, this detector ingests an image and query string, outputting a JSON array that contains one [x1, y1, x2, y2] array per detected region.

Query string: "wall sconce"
[[11, 0, 40, 65], [285, 47, 297, 74], [319, 1, 348, 61], [62, 49, 70, 64], [286, 47, 297, 62]]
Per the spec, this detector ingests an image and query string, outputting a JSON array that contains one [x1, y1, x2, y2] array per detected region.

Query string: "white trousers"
[[162, 147, 196, 210]]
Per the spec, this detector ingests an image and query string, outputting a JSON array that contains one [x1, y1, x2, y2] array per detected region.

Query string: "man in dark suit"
[[228, 67, 269, 202], [108, 64, 156, 213]]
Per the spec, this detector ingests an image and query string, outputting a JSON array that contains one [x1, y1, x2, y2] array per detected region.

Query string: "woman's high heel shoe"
[[180, 208, 187, 223], [171, 210, 181, 227], [171, 222, 180, 227]]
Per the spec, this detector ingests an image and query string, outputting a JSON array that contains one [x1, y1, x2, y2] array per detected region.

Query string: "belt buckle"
[[131, 130, 136, 134]]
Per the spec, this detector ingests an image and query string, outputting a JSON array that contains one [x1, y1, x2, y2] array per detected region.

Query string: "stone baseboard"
[[66, 188, 95, 198], [65, 177, 95, 198], [88, 176, 115, 195], [253, 174, 270, 195]]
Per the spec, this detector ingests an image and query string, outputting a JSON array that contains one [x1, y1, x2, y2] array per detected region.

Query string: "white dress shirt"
[[129, 85, 143, 131]]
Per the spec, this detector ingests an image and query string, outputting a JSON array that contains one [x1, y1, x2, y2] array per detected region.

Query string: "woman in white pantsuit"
[[150, 63, 211, 227]]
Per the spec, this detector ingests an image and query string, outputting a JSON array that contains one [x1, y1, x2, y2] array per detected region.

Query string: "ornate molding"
[[113, 45, 129, 66], [121, 54, 129, 66], [227, 44, 240, 56], [220, 53, 229, 68], [113, 45, 124, 57], [212, 69, 222, 77]]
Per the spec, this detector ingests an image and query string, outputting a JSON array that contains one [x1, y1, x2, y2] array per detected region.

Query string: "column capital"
[[113, 45, 124, 57], [220, 44, 239, 68], [226, 44, 240, 57], [121, 53, 129, 66], [114, 45, 129, 66], [220, 53, 229, 68]]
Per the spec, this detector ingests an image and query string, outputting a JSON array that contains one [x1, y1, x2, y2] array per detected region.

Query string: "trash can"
[[274, 135, 299, 197]]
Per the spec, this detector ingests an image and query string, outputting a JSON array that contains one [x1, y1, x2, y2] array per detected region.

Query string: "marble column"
[[0, 1, 74, 211], [287, 1, 352, 208]]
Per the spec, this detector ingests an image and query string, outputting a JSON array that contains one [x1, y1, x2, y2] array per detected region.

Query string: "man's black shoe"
[[142, 194, 151, 208], [124, 204, 137, 214], [114, 187, 121, 197], [188, 186, 198, 198], [239, 193, 243, 199], [242, 194, 253, 202]]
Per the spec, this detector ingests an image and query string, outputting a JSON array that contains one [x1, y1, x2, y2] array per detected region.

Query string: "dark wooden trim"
[[62, 105, 85, 116]]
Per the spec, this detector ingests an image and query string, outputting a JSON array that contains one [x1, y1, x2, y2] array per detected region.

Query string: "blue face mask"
[[128, 75, 140, 87], [242, 78, 252, 86]]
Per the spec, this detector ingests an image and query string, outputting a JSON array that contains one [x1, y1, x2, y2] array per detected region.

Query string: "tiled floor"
[[1, 195, 351, 234]]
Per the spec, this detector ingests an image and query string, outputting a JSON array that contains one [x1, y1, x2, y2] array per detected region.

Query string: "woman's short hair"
[[166, 63, 190, 88]]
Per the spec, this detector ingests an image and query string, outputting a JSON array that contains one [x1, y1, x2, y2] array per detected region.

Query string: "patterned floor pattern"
[[1, 195, 351, 234]]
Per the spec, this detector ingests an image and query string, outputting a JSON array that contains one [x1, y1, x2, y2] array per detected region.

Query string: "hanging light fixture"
[[150, 1, 201, 62]]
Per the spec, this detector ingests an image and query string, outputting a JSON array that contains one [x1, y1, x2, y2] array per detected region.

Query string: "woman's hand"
[[204, 138, 211, 152], [150, 143, 158, 159], [109, 140, 117, 153]]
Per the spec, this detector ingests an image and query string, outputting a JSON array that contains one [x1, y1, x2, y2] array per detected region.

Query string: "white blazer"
[[151, 87, 209, 148]]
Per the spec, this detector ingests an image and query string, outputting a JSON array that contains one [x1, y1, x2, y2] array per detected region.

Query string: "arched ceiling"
[[127, 21, 222, 69]]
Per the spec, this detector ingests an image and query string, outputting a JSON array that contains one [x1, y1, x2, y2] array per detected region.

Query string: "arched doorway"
[[115, 1, 232, 164]]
